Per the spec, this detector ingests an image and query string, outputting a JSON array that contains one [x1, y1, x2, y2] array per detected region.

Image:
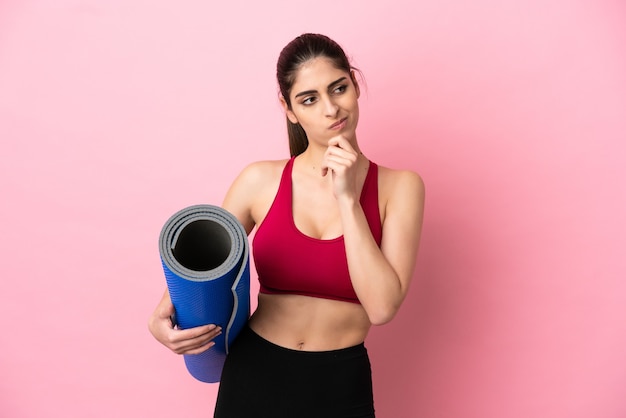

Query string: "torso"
[[237, 155, 390, 351], [253, 157, 381, 304], [249, 293, 371, 351]]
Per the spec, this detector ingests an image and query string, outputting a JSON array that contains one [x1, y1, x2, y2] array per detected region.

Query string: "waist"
[[242, 324, 367, 356], [249, 293, 371, 351]]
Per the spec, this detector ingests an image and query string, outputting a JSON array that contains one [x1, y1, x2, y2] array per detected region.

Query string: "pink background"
[[1, 1, 625, 417]]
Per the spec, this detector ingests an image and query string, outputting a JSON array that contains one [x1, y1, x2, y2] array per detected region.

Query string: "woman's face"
[[283, 57, 360, 146]]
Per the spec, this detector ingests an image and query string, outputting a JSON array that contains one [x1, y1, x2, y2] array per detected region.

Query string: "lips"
[[329, 117, 347, 130]]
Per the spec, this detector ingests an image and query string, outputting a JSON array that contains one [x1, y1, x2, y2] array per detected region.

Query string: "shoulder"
[[368, 164, 425, 246], [374, 164, 425, 228], [222, 159, 290, 232], [232, 159, 290, 188], [240, 159, 290, 177], [377, 164, 425, 201]]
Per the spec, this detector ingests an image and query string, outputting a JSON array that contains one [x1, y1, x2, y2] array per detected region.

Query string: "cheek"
[[301, 110, 319, 125], [344, 92, 359, 109], [348, 97, 359, 114]]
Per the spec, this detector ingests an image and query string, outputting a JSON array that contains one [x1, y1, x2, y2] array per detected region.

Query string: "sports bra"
[[252, 157, 382, 304]]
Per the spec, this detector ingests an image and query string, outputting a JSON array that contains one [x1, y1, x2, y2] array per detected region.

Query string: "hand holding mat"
[[159, 204, 250, 383]]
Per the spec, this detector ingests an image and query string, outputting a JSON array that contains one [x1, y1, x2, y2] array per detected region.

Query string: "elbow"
[[364, 287, 407, 325], [367, 304, 400, 326]]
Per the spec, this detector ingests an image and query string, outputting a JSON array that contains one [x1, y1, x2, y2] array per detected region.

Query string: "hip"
[[214, 324, 375, 418]]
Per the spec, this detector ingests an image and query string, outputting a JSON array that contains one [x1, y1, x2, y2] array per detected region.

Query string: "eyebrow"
[[294, 76, 348, 98]]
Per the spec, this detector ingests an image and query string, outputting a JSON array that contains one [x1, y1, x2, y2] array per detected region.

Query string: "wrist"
[[337, 194, 360, 215]]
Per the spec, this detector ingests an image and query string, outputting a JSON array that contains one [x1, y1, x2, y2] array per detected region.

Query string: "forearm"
[[339, 198, 405, 325]]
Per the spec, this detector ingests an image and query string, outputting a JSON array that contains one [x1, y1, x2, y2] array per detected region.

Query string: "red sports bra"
[[253, 157, 382, 304]]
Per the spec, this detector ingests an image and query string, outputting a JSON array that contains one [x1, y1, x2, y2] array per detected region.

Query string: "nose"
[[322, 96, 339, 117]]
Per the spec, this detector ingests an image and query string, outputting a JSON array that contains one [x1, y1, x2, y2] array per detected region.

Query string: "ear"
[[350, 70, 361, 99], [279, 94, 299, 124]]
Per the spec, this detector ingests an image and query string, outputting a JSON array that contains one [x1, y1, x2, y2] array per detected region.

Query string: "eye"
[[301, 96, 317, 105], [333, 85, 347, 94]]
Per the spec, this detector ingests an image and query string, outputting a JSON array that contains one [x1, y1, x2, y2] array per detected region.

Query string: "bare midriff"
[[248, 293, 371, 351]]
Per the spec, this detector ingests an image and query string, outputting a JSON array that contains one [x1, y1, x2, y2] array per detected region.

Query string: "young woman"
[[149, 33, 425, 417]]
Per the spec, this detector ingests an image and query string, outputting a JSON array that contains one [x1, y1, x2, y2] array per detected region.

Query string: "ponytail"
[[287, 118, 308, 157]]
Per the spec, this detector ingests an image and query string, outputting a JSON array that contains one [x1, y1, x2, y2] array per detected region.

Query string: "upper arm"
[[221, 163, 262, 234], [379, 170, 425, 293], [221, 160, 284, 235]]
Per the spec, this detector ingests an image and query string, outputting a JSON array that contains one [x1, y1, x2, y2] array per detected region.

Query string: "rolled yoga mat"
[[159, 204, 250, 383]]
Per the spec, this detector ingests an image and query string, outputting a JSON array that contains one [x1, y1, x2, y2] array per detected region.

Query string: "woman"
[[149, 33, 425, 417]]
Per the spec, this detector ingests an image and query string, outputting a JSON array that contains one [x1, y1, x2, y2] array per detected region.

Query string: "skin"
[[148, 57, 425, 353]]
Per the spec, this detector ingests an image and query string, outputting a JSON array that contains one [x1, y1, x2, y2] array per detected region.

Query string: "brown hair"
[[276, 33, 357, 157]]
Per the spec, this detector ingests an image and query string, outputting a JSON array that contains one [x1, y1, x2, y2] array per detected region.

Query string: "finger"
[[325, 148, 355, 163], [323, 153, 356, 173], [182, 340, 216, 355], [321, 155, 348, 177], [328, 135, 357, 154], [322, 139, 358, 178], [174, 333, 218, 355], [169, 324, 222, 353], [325, 147, 358, 167], [325, 142, 357, 162], [179, 324, 222, 344]]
